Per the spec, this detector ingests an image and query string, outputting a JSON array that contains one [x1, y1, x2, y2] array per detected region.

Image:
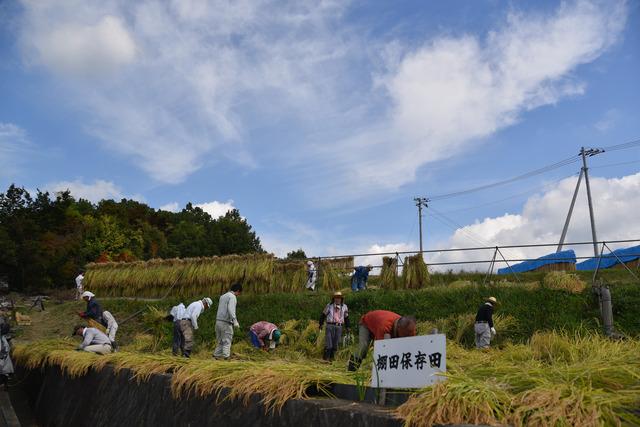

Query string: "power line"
[[425, 137, 640, 202], [428, 155, 580, 201], [427, 207, 492, 246], [591, 159, 640, 170], [600, 138, 640, 152], [437, 173, 578, 215]]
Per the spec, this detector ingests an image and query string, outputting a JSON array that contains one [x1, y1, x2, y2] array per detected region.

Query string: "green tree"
[[286, 248, 307, 260]]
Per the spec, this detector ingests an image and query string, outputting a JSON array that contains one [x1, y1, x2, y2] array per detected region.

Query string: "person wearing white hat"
[[79, 291, 105, 327], [474, 297, 498, 349], [305, 261, 317, 291], [319, 291, 350, 361], [73, 325, 112, 355], [179, 296, 213, 357], [214, 283, 242, 359]]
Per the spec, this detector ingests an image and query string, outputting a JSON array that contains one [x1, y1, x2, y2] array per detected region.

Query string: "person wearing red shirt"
[[348, 310, 416, 371]]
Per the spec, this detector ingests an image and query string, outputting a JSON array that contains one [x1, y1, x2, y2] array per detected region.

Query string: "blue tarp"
[[576, 245, 640, 271], [497, 249, 576, 274]]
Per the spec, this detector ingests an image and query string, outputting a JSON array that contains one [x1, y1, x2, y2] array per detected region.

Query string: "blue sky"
[[0, 0, 639, 266]]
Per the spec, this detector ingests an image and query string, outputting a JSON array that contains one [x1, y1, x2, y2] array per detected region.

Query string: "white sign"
[[370, 334, 446, 389]]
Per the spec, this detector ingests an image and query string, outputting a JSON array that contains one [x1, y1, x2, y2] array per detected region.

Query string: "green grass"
[[20, 278, 640, 353]]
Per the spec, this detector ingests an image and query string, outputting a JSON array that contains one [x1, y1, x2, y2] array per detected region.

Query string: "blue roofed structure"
[[576, 245, 640, 271], [497, 250, 576, 274]]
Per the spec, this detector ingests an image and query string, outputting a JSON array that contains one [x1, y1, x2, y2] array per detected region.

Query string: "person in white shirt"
[[75, 271, 84, 300], [167, 303, 186, 356], [305, 261, 317, 291], [179, 298, 212, 357], [213, 283, 242, 359]]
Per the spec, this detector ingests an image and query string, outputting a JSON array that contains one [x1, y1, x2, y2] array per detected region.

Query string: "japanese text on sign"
[[371, 334, 446, 389]]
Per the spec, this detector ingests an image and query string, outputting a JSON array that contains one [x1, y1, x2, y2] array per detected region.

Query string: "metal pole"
[[418, 202, 423, 254], [557, 169, 583, 252], [414, 198, 429, 258], [581, 147, 599, 258]]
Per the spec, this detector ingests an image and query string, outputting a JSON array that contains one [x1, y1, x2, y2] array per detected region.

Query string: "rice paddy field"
[[13, 271, 640, 426]]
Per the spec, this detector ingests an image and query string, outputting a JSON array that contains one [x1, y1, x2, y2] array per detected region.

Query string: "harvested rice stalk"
[[401, 255, 429, 289], [380, 257, 399, 289], [543, 271, 587, 293]]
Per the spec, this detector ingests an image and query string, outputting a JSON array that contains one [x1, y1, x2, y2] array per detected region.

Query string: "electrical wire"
[[437, 173, 578, 215], [591, 159, 640, 170], [428, 155, 580, 201], [600, 138, 640, 152], [427, 207, 492, 246]]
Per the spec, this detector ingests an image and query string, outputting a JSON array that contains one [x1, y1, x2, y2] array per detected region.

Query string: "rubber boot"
[[329, 349, 336, 361], [323, 348, 331, 361]]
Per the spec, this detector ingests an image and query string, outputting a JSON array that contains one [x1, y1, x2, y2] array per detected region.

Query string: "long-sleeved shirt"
[[249, 321, 278, 347], [319, 303, 350, 328], [184, 301, 205, 330], [475, 303, 494, 328], [80, 327, 111, 348], [216, 292, 238, 325], [75, 274, 84, 290], [353, 266, 370, 281], [170, 303, 186, 321], [360, 310, 401, 340], [84, 298, 104, 325]]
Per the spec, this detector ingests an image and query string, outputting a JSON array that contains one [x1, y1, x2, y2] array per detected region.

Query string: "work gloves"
[[233, 320, 240, 328], [490, 327, 497, 336]]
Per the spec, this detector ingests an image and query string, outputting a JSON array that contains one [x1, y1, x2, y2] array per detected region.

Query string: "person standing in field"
[[75, 271, 84, 300], [305, 260, 317, 291], [179, 297, 213, 358], [102, 310, 119, 350], [351, 265, 373, 292], [213, 283, 242, 360], [167, 302, 186, 356], [249, 321, 281, 351], [319, 291, 350, 361], [474, 297, 497, 349], [348, 310, 416, 371]]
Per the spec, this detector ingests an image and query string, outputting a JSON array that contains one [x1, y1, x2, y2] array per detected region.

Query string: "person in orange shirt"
[[347, 310, 416, 371]]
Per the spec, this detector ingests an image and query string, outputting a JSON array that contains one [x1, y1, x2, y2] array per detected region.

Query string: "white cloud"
[[428, 172, 640, 271], [159, 202, 179, 212], [359, 243, 415, 275], [17, 0, 355, 184], [308, 0, 628, 200], [194, 200, 235, 219], [26, 14, 136, 77], [44, 179, 140, 203]]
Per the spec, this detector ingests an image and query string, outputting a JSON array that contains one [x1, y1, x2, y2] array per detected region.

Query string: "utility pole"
[[581, 147, 604, 258], [414, 197, 429, 256]]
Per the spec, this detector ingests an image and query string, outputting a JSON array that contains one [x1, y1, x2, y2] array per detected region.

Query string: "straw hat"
[[486, 296, 498, 305], [332, 291, 344, 300]]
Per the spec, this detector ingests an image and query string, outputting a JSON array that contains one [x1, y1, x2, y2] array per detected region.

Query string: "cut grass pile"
[[84, 255, 354, 297], [543, 271, 587, 293]]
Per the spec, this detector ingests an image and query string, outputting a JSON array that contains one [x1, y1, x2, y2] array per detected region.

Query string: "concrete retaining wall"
[[18, 366, 402, 427]]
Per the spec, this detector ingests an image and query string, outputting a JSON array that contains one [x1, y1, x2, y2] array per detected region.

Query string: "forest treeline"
[[0, 184, 263, 290]]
